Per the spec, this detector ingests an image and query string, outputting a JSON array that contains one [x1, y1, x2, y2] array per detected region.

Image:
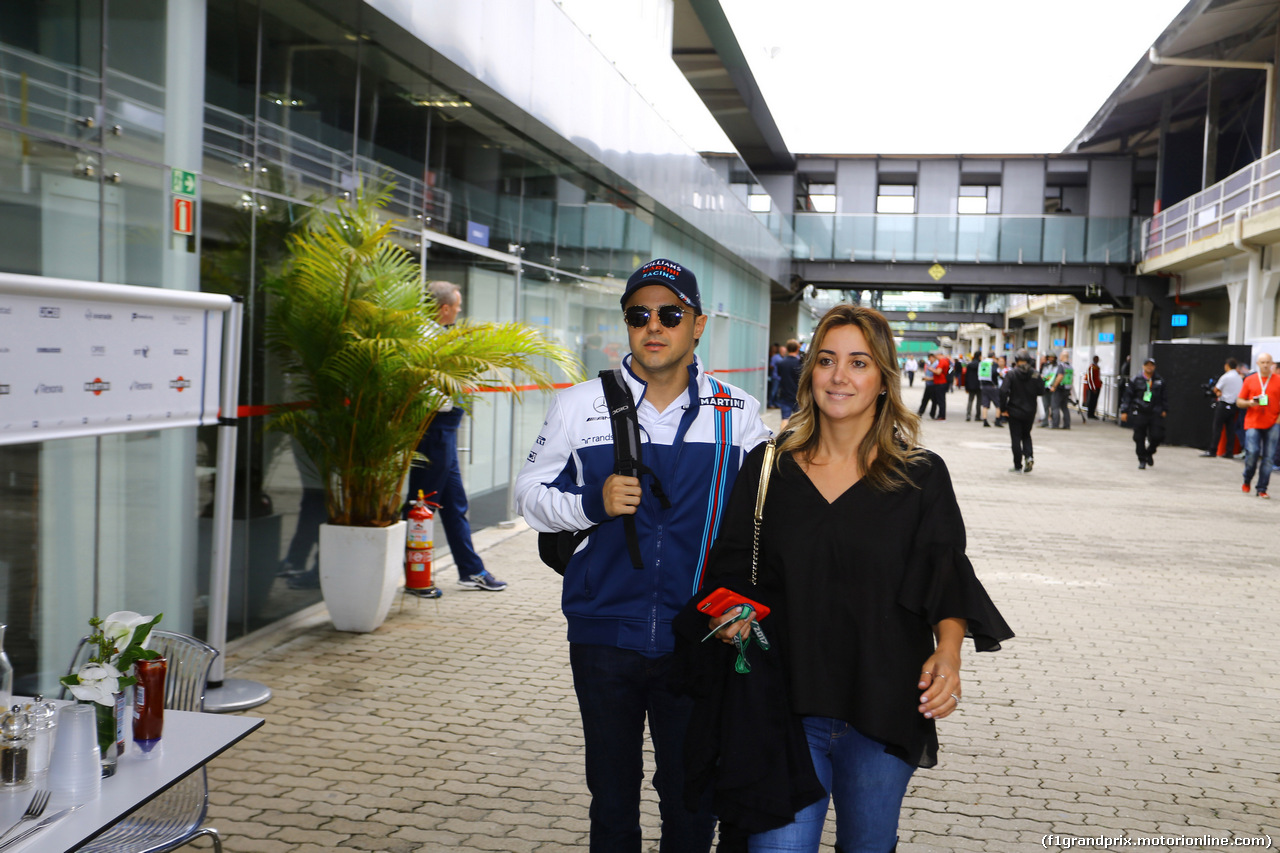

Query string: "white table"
[[0, 709, 263, 852]]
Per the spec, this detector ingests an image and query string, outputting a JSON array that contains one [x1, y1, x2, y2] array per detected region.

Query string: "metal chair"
[[62, 630, 225, 853]]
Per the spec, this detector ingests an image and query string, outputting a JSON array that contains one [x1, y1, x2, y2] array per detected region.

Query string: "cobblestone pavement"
[[208, 385, 1279, 852]]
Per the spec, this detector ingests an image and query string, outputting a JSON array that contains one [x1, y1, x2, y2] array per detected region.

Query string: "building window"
[[876, 184, 916, 214], [958, 185, 1001, 214], [748, 192, 773, 213], [1045, 185, 1084, 214], [807, 183, 836, 213]]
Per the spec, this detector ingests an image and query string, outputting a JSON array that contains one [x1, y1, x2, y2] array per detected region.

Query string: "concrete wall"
[[1088, 160, 1134, 217], [836, 160, 877, 214], [1002, 160, 1046, 215], [759, 173, 796, 216], [918, 160, 960, 214], [770, 302, 807, 344]]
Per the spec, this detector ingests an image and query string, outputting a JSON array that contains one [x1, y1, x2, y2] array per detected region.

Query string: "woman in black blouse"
[[706, 305, 1012, 853]]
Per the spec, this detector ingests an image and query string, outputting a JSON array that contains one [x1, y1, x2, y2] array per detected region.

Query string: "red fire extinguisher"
[[405, 490, 442, 598]]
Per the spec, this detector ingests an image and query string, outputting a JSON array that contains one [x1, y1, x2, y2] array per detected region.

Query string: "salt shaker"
[[26, 695, 57, 776], [0, 704, 32, 789]]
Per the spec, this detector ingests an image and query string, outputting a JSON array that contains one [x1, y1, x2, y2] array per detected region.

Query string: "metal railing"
[[1142, 150, 1280, 261], [0, 43, 99, 139], [0, 42, 167, 148], [202, 104, 452, 226]]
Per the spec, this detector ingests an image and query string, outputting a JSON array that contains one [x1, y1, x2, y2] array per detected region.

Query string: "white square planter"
[[318, 520, 406, 632]]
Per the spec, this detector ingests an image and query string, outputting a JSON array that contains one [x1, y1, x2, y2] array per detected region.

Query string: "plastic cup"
[[45, 704, 100, 804]]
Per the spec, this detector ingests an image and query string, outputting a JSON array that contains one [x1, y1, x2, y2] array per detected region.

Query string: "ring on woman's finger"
[[951, 693, 961, 705], [935, 674, 947, 679]]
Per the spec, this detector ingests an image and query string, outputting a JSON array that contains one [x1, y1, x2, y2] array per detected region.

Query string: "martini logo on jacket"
[[700, 394, 744, 412]]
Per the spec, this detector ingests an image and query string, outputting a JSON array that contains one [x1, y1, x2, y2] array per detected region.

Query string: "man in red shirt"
[[931, 351, 950, 421], [1084, 355, 1103, 420], [1236, 352, 1279, 498]]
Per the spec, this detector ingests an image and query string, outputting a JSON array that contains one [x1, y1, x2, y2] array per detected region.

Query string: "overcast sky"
[[717, 0, 1192, 154]]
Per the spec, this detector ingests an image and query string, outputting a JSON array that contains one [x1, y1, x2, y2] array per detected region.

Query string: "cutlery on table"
[[0, 806, 81, 851], [0, 790, 49, 846]]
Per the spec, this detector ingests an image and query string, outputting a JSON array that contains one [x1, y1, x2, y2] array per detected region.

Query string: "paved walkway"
[[208, 384, 1279, 852]]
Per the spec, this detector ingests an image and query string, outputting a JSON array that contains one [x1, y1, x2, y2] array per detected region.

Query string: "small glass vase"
[[88, 697, 123, 778]]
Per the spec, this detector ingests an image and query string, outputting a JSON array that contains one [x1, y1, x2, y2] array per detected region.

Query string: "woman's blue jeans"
[[749, 717, 914, 853]]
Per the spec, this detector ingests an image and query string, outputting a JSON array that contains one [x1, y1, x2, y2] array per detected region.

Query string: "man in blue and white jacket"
[[516, 258, 770, 852]]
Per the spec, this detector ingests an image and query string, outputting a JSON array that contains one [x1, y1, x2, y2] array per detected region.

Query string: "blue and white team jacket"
[[515, 354, 771, 655]]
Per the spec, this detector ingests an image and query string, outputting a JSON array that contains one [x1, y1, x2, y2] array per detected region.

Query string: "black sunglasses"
[[623, 304, 690, 329]]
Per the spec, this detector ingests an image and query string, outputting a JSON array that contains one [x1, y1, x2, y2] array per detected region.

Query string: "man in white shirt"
[[1202, 358, 1244, 458]]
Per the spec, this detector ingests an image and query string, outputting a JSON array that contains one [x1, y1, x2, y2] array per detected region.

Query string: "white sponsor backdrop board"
[[0, 273, 233, 445]]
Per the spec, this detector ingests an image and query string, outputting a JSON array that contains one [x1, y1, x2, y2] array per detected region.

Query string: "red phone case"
[[696, 587, 770, 621]]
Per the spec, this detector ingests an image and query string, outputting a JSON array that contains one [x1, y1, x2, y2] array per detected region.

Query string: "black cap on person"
[[620, 259, 702, 315]]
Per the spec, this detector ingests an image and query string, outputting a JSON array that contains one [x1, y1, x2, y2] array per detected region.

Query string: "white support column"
[[1037, 316, 1051, 362], [1243, 248, 1264, 341], [1257, 266, 1280, 340], [1227, 281, 1246, 344], [1133, 299, 1154, 362]]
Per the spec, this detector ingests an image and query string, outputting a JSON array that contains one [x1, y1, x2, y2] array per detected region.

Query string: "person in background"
[[994, 355, 1010, 426], [1038, 353, 1058, 427], [1119, 357, 1168, 471], [1237, 352, 1278, 499], [1202, 358, 1242, 459], [515, 258, 770, 852], [999, 349, 1044, 473], [916, 353, 938, 419], [768, 343, 784, 409], [584, 333, 612, 376], [1050, 350, 1072, 429], [405, 281, 508, 593], [777, 339, 803, 431], [931, 350, 950, 420], [1233, 359, 1253, 457], [702, 304, 1012, 852], [904, 355, 918, 387], [964, 352, 982, 422], [1084, 355, 1103, 420], [977, 351, 1000, 428]]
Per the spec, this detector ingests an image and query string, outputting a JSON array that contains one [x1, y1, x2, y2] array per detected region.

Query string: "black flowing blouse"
[[704, 443, 1013, 768]]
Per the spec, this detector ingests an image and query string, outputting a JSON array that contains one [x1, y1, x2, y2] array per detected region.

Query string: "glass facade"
[[790, 213, 1142, 264], [0, 1, 200, 695], [1, 0, 776, 692]]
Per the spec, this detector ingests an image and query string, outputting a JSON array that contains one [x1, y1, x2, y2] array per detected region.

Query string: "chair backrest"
[[60, 630, 219, 712], [142, 631, 219, 712]]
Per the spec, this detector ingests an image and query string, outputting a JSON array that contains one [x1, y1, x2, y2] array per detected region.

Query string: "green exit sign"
[[171, 169, 197, 197]]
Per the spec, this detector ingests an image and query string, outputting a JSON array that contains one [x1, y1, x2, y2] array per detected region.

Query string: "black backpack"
[[537, 369, 669, 575]]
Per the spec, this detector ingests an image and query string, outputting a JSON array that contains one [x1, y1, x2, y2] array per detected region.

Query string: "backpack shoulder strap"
[[598, 369, 659, 569]]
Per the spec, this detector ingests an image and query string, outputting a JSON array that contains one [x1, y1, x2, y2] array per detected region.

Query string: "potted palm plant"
[[264, 184, 580, 631]]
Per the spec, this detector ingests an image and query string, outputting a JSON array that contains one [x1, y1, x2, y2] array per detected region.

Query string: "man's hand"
[[603, 474, 642, 517], [1120, 412, 1127, 423]]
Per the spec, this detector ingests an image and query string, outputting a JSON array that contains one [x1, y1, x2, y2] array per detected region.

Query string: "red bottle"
[[132, 657, 166, 754]]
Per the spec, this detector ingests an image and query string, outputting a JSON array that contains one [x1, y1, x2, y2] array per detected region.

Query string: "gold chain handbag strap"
[[750, 437, 777, 586]]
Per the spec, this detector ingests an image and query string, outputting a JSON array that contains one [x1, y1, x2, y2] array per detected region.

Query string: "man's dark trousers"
[[1008, 416, 1034, 469], [569, 643, 715, 853], [1207, 400, 1238, 455], [406, 408, 484, 581], [1131, 413, 1164, 461]]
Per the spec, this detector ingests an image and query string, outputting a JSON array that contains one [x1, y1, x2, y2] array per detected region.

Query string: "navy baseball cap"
[[620, 259, 701, 315]]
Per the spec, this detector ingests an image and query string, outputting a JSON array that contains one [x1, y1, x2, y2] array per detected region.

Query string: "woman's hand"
[[917, 651, 961, 720], [918, 617, 967, 720], [707, 606, 754, 644]]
